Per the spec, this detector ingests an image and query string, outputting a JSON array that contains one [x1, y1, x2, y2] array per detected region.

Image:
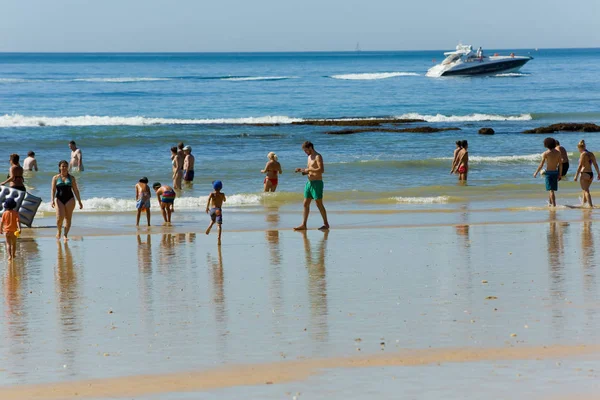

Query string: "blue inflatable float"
[[0, 185, 43, 228]]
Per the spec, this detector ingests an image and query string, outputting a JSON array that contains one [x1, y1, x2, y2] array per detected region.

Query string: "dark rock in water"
[[325, 126, 461, 135], [478, 127, 495, 135], [523, 123, 600, 134], [293, 118, 425, 127]]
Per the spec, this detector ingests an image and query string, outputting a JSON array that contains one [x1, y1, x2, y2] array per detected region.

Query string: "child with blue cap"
[[205, 180, 226, 245]]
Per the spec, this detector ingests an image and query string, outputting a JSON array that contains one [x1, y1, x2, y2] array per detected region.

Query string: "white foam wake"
[[36, 194, 264, 213], [0, 114, 303, 127], [330, 72, 419, 80], [436, 154, 542, 164], [221, 76, 295, 81], [494, 73, 528, 77], [396, 113, 532, 122], [73, 77, 172, 83], [392, 196, 450, 204]]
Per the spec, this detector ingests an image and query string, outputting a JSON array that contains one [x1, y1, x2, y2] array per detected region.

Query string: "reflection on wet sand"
[[137, 235, 154, 327], [159, 234, 176, 274], [547, 210, 567, 337], [55, 241, 82, 375], [207, 246, 227, 358], [301, 230, 329, 344], [580, 216, 597, 320]]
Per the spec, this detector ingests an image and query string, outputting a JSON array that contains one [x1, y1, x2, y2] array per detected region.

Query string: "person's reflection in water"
[[187, 232, 196, 243], [580, 214, 597, 321], [301, 230, 329, 345], [55, 241, 81, 376], [265, 205, 282, 265], [207, 246, 227, 359], [3, 256, 29, 379], [547, 209, 567, 337], [137, 234, 154, 328], [159, 233, 176, 274]]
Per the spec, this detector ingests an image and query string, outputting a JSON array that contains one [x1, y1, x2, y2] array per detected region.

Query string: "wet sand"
[[2, 211, 600, 399]]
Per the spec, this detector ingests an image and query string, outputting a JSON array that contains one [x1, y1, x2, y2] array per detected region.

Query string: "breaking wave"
[[435, 154, 543, 164], [0, 114, 303, 127], [73, 77, 172, 83], [392, 196, 450, 204], [396, 113, 532, 122], [494, 73, 529, 77], [329, 72, 420, 80]]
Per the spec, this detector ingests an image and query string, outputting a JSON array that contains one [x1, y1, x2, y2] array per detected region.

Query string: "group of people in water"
[[1, 139, 329, 258], [3, 134, 599, 260]]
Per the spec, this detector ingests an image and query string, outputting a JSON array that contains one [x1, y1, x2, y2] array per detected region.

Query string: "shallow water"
[[1, 221, 599, 397]]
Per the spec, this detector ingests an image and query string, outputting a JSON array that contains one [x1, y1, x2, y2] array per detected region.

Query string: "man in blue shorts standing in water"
[[294, 141, 330, 231]]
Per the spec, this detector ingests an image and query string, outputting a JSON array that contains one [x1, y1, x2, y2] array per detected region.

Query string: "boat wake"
[[329, 72, 419, 80]]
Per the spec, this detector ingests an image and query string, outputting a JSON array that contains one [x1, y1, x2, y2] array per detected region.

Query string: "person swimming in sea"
[[533, 137, 563, 207], [261, 152, 282, 192], [573, 140, 600, 208]]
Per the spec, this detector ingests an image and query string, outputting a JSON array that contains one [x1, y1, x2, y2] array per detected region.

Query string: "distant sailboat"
[[355, 42, 361, 52]]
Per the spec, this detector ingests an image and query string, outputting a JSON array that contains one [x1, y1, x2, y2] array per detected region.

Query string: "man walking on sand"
[[294, 141, 330, 231]]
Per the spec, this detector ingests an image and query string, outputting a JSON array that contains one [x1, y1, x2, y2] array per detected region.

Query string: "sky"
[[1, 0, 598, 52]]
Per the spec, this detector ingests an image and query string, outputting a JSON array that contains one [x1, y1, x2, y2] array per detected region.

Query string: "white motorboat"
[[426, 44, 533, 77]]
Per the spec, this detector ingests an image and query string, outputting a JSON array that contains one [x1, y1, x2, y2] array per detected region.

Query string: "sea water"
[[1, 49, 600, 213]]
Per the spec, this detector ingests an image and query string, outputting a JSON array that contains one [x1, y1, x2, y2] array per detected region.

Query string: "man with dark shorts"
[[183, 146, 195, 183], [555, 140, 569, 177], [294, 141, 330, 231]]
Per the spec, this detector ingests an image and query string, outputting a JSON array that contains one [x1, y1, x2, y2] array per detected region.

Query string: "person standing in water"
[[455, 140, 469, 182], [69, 141, 84, 172], [262, 152, 282, 192], [555, 140, 569, 177], [294, 141, 330, 231], [1, 154, 26, 191], [533, 137, 563, 207], [23, 151, 38, 171], [51, 160, 84, 240], [205, 180, 226, 245], [573, 140, 600, 208], [135, 177, 152, 226], [171, 146, 183, 190], [183, 146, 195, 184], [450, 140, 462, 175]]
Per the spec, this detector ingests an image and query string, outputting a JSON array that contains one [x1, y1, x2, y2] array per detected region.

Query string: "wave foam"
[[330, 72, 419, 80], [74, 77, 172, 83], [392, 196, 450, 204], [0, 114, 303, 127], [396, 113, 532, 122], [36, 194, 264, 213], [436, 154, 542, 164], [221, 76, 295, 81]]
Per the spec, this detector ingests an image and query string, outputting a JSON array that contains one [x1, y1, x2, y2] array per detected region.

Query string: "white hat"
[[183, 146, 192, 151]]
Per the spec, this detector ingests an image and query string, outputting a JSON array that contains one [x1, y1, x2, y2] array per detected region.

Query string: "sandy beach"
[[2, 209, 600, 399]]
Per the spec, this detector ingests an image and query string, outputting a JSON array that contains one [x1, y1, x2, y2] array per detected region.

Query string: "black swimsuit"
[[55, 175, 74, 204]]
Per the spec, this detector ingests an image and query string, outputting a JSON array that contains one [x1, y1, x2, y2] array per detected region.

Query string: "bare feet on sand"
[[318, 225, 330, 231], [293, 225, 307, 231]]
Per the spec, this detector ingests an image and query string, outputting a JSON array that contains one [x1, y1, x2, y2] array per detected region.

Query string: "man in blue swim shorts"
[[533, 137, 563, 207], [294, 141, 330, 231]]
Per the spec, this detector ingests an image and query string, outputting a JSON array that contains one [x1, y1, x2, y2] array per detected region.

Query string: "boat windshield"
[[442, 53, 461, 65]]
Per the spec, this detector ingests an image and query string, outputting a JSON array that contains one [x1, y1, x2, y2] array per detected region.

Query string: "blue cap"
[[3, 198, 17, 210], [212, 180, 223, 190]]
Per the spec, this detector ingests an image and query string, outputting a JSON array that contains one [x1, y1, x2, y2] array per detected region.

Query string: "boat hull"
[[441, 58, 531, 76]]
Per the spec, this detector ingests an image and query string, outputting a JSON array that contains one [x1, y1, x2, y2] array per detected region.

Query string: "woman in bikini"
[[450, 140, 462, 174], [574, 140, 600, 207], [456, 140, 469, 182], [1, 153, 26, 192], [261, 152, 283, 192], [51, 160, 83, 240]]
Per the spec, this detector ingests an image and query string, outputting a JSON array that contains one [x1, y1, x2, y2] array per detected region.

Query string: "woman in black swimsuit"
[[1, 153, 26, 192], [51, 160, 83, 240], [574, 140, 600, 208]]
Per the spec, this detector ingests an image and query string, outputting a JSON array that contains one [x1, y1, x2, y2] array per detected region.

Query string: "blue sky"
[[1, 0, 598, 51]]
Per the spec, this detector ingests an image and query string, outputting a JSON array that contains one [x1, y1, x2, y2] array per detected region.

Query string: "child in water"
[[135, 177, 151, 226], [153, 182, 176, 223], [205, 180, 226, 245], [1, 198, 21, 260]]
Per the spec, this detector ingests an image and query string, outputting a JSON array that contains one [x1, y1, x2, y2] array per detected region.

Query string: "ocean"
[[1, 48, 600, 215]]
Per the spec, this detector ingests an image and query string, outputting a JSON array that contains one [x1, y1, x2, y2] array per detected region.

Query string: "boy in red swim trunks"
[[1, 198, 21, 260], [206, 180, 226, 245]]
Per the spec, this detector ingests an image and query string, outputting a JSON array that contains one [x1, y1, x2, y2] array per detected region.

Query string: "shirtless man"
[[174, 142, 185, 189], [69, 141, 84, 172], [555, 140, 569, 177], [183, 146, 195, 183], [534, 137, 563, 207], [23, 151, 38, 171], [294, 141, 330, 231]]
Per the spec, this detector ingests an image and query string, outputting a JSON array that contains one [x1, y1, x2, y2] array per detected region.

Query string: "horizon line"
[[1, 46, 599, 54]]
